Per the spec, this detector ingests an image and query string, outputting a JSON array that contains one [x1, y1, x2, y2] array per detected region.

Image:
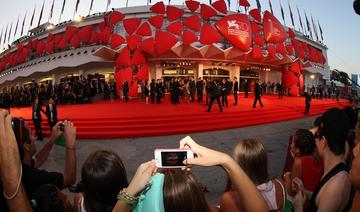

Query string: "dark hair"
[[163, 170, 210, 212], [12, 117, 31, 161], [343, 106, 358, 130], [81, 150, 128, 212], [294, 129, 316, 156], [319, 108, 350, 155], [32, 184, 64, 212], [313, 116, 322, 127]]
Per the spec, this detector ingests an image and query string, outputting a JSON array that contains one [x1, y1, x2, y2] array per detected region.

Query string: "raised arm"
[[180, 136, 268, 212], [112, 160, 156, 212], [62, 120, 77, 188], [33, 122, 63, 168], [0, 110, 33, 212]]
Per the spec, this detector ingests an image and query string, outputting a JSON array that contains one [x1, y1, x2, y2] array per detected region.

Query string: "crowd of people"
[[1, 75, 347, 115], [0, 105, 360, 212], [0, 74, 117, 109]]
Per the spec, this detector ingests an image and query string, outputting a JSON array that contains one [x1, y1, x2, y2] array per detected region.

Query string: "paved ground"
[[37, 116, 317, 205]]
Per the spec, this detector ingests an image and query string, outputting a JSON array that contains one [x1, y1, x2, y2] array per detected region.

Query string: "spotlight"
[[310, 74, 315, 79], [46, 24, 55, 30], [74, 15, 83, 23]]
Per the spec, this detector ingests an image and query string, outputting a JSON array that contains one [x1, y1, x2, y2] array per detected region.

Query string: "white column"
[[78, 69, 84, 77], [234, 66, 240, 81], [198, 63, 204, 79]]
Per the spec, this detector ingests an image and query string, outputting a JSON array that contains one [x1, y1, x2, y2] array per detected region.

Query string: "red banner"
[[215, 14, 252, 51], [263, 11, 287, 43]]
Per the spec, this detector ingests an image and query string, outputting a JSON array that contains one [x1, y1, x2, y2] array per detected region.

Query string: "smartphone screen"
[[160, 151, 188, 167]]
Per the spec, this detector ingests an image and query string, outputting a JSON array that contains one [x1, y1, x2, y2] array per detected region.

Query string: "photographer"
[[0, 118, 77, 211]]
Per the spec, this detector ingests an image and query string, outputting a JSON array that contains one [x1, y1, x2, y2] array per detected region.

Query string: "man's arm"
[[33, 122, 62, 168], [0, 111, 33, 212], [62, 120, 77, 188]]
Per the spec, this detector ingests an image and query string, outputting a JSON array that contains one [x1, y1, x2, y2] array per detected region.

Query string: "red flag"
[[0, 27, 3, 47], [3, 24, 8, 46], [61, 0, 66, 15], [30, 5, 36, 27], [318, 19, 323, 41], [49, 0, 55, 21], [269, 0, 274, 14], [21, 12, 27, 36], [89, 0, 94, 15], [296, 6, 304, 33], [106, 0, 111, 11], [280, 0, 285, 25], [288, 0, 294, 27], [14, 15, 19, 38], [37, 0, 45, 27], [74, 0, 80, 15], [7, 22, 13, 43], [239, 0, 250, 7]]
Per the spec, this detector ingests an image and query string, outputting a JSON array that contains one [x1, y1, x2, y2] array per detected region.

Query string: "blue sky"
[[0, 0, 359, 75]]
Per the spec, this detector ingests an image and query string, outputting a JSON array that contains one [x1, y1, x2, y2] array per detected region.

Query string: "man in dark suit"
[[221, 79, 228, 108], [277, 83, 284, 99], [206, 80, 222, 112], [244, 79, 249, 98], [233, 77, 239, 105], [155, 79, 163, 104], [253, 80, 264, 108], [196, 78, 204, 102], [150, 79, 156, 104], [122, 80, 129, 102], [304, 92, 311, 115], [189, 77, 196, 102], [32, 98, 45, 141], [45, 97, 58, 131]]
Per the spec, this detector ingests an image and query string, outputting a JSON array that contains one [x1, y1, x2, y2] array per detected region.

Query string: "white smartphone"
[[154, 149, 194, 168]]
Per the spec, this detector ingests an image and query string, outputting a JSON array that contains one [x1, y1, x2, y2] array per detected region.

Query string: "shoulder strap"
[[274, 178, 286, 212], [308, 163, 347, 210]]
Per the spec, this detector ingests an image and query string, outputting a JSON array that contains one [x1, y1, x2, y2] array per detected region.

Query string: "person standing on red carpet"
[[32, 97, 45, 141], [207, 80, 222, 112], [244, 79, 249, 98], [122, 81, 129, 102], [196, 77, 204, 103], [233, 77, 239, 105], [44, 97, 58, 131], [253, 80, 264, 108], [304, 92, 311, 116]]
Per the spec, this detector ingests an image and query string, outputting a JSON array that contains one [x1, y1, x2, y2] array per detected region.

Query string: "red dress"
[[299, 155, 324, 191]]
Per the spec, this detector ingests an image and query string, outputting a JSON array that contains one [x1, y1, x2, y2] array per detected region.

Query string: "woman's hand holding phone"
[[126, 160, 157, 197], [179, 136, 232, 167]]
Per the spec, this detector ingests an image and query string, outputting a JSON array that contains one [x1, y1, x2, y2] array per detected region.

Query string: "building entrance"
[[240, 70, 259, 92]]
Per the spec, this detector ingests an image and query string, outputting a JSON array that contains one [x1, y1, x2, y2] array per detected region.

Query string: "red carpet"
[[9, 95, 349, 139]]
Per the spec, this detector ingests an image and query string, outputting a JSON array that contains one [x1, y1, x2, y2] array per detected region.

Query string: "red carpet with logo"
[[9, 95, 349, 139]]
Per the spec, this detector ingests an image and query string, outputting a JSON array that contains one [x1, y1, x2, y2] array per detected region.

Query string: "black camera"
[[59, 122, 65, 132]]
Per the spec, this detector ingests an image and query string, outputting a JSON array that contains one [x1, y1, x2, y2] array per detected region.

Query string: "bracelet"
[[117, 188, 139, 205], [3, 163, 23, 200]]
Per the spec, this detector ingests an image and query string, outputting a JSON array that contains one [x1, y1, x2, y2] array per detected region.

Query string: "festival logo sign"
[[263, 11, 287, 43], [215, 14, 252, 51]]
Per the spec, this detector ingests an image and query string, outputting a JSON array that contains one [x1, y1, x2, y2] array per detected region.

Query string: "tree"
[[331, 69, 350, 86]]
